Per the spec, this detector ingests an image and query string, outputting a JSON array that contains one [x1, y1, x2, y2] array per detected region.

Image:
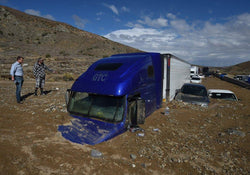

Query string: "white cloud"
[[126, 22, 143, 28], [167, 13, 176, 19], [96, 12, 104, 21], [96, 12, 104, 16], [121, 6, 130, 12], [43, 14, 55, 21], [235, 13, 250, 26], [138, 16, 168, 28], [25, 9, 41, 16], [105, 27, 177, 53], [24, 9, 55, 20], [103, 4, 119, 15], [170, 19, 192, 32], [72, 15, 87, 29], [104, 13, 250, 66]]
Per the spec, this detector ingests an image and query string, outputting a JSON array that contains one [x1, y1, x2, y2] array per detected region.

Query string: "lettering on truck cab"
[[92, 73, 108, 82]]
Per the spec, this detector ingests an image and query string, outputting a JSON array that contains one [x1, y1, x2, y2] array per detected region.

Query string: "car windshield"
[[192, 77, 200, 80], [210, 93, 237, 101], [67, 92, 125, 122], [181, 85, 207, 96]]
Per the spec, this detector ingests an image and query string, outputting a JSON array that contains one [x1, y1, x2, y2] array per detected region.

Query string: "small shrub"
[[59, 51, 69, 56], [63, 73, 74, 81]]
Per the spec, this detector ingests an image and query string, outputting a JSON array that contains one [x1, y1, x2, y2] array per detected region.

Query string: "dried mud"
[[0, 77, 249, 175]]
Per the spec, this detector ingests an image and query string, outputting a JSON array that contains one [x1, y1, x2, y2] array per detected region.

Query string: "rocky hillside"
[[0, 5, 141, 80], [220, 61, 250, 75]]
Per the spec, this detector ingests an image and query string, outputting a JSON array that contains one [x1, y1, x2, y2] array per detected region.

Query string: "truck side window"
[[147, 65, 154, 78]]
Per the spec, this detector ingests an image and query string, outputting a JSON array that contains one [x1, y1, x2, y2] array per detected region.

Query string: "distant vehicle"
[[190, 66, 199, 77], [219, 73, 227, 79], [191, 76, 202, 84], [234, 75, 249, 82], [208, 89, 238, 101], [198, 74, 205, 79], [202, 67, 209, 75], [175, 83, 209, 107]]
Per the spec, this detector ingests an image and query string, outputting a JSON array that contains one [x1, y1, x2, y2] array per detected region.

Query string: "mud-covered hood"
[[58, 117, 126, 145], [176, 93, 209, 106]]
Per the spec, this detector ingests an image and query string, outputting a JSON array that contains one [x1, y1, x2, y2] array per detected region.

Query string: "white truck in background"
[[190, 66, 199, 77]]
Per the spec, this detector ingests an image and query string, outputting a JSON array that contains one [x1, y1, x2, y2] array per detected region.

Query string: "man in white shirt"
[[10, 56, 24, 104]]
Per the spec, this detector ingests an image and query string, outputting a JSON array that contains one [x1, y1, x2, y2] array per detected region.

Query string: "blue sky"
[[1, 0, 250, 66]]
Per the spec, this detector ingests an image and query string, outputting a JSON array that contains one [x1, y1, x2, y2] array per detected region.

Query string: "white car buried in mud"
[[208, 89, 238, 101]]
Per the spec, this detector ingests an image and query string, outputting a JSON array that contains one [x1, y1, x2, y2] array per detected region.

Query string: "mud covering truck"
[[58, 53, 190, 145]]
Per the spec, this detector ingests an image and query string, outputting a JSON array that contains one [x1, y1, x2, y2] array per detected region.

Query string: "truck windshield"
[[67, 92, 125, 122]]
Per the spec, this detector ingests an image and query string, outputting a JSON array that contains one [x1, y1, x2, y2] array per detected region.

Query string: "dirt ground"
[[0, 76, 249, 175]]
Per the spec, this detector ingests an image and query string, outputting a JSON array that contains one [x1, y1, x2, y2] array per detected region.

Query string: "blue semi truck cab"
[[60, 52, 163, 145]]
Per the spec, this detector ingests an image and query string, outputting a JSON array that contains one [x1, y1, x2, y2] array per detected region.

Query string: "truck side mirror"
[[175, 89, 181, 94], [175, 89, 181, 98], [65, 89, 71, 105]]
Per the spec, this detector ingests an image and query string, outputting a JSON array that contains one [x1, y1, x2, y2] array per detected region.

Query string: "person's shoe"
[[40, 89, 45, 95], [17, 101, 23, 104], [34, 88, 38, 96]]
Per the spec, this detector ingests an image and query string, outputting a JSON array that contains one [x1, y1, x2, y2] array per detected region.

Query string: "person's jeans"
[[15, 76, 24, 102]]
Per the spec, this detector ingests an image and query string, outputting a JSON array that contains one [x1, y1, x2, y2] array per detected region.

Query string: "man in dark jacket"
[[33, 57, 53, 96]]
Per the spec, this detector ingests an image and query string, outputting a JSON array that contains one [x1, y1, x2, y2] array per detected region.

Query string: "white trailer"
[[162, 54, 191, 102]]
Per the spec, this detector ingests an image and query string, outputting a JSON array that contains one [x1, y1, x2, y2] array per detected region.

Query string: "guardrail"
[[213, 73, 250, 89]]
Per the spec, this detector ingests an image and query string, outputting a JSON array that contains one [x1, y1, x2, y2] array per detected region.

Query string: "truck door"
[[127, 98, 145, 127]]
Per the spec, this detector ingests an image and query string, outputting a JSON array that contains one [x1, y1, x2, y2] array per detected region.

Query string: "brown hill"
[[216, 61, 250, 76], [0, 5, 141, 80]]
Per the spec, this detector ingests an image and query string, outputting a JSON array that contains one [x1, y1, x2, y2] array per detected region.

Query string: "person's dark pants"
[[15, 76, 24, 103]]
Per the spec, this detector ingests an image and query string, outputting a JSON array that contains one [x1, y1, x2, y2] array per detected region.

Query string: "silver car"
[[175, 83, 210, 107]]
